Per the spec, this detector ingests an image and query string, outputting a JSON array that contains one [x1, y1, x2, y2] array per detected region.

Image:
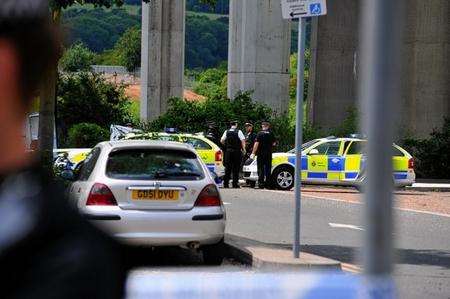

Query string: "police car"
[[123, 132, 225, 178], [243, 137, 415, 190]]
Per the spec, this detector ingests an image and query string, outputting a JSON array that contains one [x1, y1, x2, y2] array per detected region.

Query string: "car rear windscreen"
[[106, 149, 205, 180]]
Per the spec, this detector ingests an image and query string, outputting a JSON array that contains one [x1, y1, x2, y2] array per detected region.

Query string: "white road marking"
[[329, 222, 364, 231], [258, 189, 450, 218], [223, 202, 231, 205]]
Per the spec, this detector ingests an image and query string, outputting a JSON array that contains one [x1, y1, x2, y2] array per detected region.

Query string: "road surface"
[[222, 188, 450, 299]]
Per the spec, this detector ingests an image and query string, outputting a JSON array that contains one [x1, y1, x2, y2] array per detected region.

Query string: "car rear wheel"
[[272, 166, 294, 191], [202, 240, 225, 265]]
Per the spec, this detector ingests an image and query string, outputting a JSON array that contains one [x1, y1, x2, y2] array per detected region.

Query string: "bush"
[[402, 119, 450, 179], [139, 92, 324, 152], [192, 67, 227, 100], [329, 106, 359, 137], [114, 26, 141, 72], [67, 123, 110, 148], [59, 42, 96, 72], [57, 72, 133, 146], [144, 92, 272, 135]]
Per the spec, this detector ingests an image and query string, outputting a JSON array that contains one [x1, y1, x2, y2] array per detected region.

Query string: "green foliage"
[[185, 15, 229, 69], [402, 119, 450, 179], [51, 1, 128, 11], [114, 26, 141, 71], [290, 19, 311, 53], [59, 42, 96, 72], [290, 50, 310, 101], [329, 107, 359, 137], [186, 0, 228, 14], [192, 66, 227, 100], [62, 7, 140, 52], [143, 92, 271, 135], [66, 123, 110, 148], [96, 49, 121, 65], [139, 92, 323, 152], [62, 7, 228, 69], [57, 72, 133, 145]]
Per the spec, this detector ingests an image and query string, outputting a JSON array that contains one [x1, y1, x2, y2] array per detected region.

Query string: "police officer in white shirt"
[[221, 121, 246, 188]]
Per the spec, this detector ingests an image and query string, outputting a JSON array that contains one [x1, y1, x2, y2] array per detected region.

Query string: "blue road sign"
[[281, 0, 327, 19], [310, 3, 322, 15]]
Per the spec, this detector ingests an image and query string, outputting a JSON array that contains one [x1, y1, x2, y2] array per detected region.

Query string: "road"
[[222, 188, 450, 299]]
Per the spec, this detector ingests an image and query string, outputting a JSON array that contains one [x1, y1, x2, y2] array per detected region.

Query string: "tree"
[[192, 66, 227, 100], [115, 26, 141, 72], [185, 15, 228, 69], [40, 0, 216, 172], [62, 7, 140, 52], [57, 72, 133, 143], [66, 123, 110, 148], [60, 42, 96, 72]]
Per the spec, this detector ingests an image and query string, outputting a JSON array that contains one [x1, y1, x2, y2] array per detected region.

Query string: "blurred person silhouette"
[[0, 1, 126, 298]]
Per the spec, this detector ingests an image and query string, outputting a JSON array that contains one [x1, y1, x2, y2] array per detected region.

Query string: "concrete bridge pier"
[[140, 0, 185, 122], [228, 0, 291, 114]]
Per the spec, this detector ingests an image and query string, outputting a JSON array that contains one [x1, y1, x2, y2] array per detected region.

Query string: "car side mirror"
[[308, 149, 319, 155]]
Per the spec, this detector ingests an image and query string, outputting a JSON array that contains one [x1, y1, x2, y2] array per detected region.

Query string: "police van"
[[243, 137, 415, 190]]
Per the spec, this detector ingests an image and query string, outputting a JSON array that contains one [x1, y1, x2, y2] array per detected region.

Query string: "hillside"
[[62, 4, 229, 69]]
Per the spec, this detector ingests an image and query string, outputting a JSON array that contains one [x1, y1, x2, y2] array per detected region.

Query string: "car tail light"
[[195, 184, 221, 207], [215, 150, 222, 162], [408, 158, 414, 169], [86, 183, 117, 206]]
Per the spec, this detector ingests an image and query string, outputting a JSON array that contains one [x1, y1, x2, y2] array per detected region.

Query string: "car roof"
[[123, 132, 220, 148], [126, 132, 204, 138], [99, 140, 196, 152], [315, 137, 365, 142]]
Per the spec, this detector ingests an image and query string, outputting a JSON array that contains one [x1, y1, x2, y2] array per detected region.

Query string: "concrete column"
[[308, 0, 449, 138], [400, 0, 449, 138], [228, 0, 291, 114], [141, 0, 185, 121], [306, 0, 359, 130]]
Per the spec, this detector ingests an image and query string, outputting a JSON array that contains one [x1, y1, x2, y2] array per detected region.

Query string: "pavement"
[[408, 182, 450, 192], [225, 234, 341, 270], [221, 187, 450, 299]]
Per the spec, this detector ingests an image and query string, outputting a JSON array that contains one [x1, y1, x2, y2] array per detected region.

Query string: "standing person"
[[221, 121, 246, 188], [250, 121, 276, 189], [244, 122, 257, 161], [0, 1, 126, 297]]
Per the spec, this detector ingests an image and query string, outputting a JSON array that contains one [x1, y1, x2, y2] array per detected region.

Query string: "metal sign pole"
[[293, 18, 307, 259], [360, 0, 403, 287]]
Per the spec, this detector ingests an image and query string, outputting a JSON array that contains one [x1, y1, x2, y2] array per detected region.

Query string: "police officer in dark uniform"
[[221, 121, 246, 188], [251, 121, 276, 189], [244, 122, 257, 160]]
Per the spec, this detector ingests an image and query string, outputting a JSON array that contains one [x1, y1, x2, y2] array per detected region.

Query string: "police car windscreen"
[[288, 139, 319, 153]]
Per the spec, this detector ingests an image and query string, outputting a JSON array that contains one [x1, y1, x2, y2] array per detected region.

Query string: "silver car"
[[68, 140, 226, 264]]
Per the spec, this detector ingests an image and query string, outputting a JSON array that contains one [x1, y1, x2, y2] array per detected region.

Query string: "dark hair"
[[0, 0, 60, 104]]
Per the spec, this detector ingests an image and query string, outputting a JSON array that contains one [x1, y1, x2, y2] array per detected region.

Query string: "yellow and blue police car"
[[53, 133, 224, 178], [123, 132, 225, 177], [243, 137, 415, 190], [53, 148, 91, 164]]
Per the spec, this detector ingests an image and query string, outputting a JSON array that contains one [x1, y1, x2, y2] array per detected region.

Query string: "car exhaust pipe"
[[187, 241, 200, 250]]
